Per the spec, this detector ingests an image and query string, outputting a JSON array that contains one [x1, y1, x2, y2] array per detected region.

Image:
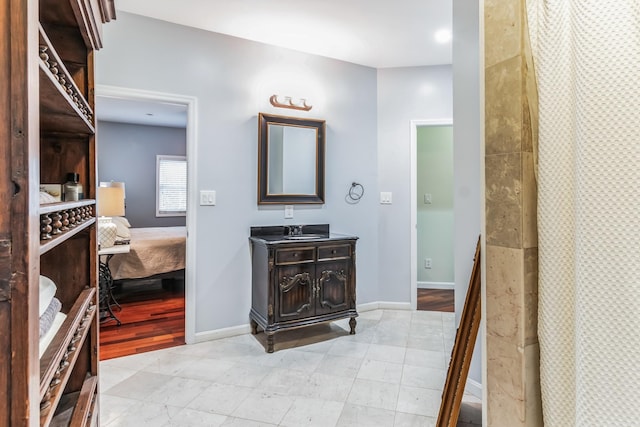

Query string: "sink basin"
[[283, 234, 325, 240]]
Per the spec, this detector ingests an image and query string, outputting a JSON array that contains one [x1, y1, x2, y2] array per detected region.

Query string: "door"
[[275, 264, 315, 321], [315, 260, 349, 316]]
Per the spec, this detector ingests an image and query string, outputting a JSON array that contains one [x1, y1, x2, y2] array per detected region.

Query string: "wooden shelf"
[[40, 217, 95, 256], [39, 288, 96, 426], [39, 199, 95, 215], [39, 25, 94, 124], [1, 0, 112, 425], [48, 375, 98, 427], [39, 61, 95, 135]]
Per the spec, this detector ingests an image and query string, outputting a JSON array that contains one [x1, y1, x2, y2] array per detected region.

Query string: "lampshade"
[[100, 181, 125, 199], [97, 186, 125, 217]]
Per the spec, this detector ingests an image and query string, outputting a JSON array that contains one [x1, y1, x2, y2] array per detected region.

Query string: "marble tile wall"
[[484, 0, 542, 426]]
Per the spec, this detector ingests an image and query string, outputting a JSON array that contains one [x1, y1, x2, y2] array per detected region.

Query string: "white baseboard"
[[465, 378, 483, 399], [193, 323, 251, 344], [193, 301, 412, 344], [357, 301, 412, 311], [418, 281, 455, 290]]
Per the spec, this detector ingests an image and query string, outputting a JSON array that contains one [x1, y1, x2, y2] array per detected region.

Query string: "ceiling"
[[97, 0, 452, 127]]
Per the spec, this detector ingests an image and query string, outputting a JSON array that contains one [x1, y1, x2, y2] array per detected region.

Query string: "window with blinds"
[[156, 155, 187, 216]]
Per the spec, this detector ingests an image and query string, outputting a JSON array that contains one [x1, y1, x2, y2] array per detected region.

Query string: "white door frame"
[[410, 118, 453, 310], [96, 84, 198, 344]]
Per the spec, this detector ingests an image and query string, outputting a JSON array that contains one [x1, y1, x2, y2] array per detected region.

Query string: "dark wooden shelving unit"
[[0, 0, 115, 425]]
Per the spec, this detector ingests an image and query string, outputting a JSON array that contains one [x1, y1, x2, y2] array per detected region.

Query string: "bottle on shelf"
[[63, 172, 83, 201]]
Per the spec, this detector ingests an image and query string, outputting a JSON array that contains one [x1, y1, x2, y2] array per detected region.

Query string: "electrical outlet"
[[284, 205, 294, 219], [424, 258, 432, 269]]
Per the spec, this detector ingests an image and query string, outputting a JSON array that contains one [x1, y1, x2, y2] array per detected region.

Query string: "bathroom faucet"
[[289, 225, 303, 236]]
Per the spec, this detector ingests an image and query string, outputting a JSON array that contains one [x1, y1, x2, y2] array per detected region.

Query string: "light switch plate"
[[200, 190, 216, 206], [424, 193, 432, 204], [380, 192, 392, 204]]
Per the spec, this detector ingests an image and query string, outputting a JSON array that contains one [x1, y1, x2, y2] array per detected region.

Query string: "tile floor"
[[100, 309, 481, 426]]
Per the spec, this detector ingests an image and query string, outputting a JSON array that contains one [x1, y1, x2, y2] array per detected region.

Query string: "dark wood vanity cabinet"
[[249, 229, 357, 353]]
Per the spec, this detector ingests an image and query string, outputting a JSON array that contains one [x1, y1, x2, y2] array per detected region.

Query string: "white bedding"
[[108, 226, 186, 281]]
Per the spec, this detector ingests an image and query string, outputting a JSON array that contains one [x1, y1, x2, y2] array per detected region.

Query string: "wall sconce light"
[[269, 94, 312, 111]]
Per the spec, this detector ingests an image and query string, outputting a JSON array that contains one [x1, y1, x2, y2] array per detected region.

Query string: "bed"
[[108, 225, 186, 281]]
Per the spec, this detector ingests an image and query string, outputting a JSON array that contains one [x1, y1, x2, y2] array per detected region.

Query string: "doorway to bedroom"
[[95, 88, 194, 360]]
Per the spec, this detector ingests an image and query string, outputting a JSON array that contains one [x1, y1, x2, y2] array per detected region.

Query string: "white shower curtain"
[[527, 1, 640, 425]]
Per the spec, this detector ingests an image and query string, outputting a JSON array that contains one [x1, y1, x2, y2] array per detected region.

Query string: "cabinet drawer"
[[318, 244, 351, 261], [275, 247, 315, 265]]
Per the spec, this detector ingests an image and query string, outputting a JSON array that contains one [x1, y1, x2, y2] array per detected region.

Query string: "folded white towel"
[[39, 297, 62, 338]]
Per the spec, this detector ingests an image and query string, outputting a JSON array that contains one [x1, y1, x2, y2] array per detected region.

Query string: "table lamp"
[[97, 186, 125, 248]]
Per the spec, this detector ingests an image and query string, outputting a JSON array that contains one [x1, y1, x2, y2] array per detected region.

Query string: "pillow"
[[39, 191, 57, 204], [39, 275, 57, 317], [111, 216, 131, 239]]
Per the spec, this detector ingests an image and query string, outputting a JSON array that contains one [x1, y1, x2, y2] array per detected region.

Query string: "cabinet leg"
[[349, 317, 357, 335], [266, 334, 274, 353], [250, 319, 258, 335]]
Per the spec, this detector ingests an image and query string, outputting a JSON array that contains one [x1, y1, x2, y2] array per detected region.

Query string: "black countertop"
[[249, 224, 358, 244]]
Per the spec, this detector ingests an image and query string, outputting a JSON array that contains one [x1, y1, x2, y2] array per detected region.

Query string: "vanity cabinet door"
[[315, 260, 350, 316], [275, 264, 315, 321]]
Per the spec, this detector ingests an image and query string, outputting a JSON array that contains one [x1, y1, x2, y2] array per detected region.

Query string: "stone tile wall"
[[484, 0, 542, 425]]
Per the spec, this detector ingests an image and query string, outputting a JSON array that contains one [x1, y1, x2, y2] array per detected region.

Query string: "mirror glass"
[[258, 113, 325, 204]]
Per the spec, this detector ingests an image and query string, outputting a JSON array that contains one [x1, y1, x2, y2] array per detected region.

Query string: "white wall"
[[377, 66, 453, 303], [97, 12, 380, 333], [453, 0, 482, 389]]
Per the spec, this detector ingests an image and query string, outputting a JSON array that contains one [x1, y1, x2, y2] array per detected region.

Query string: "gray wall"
[[97, 121, 187, 228], [97, 12, 380, 333], [453, 0, 482, 388], [377, 65, 453, 303]]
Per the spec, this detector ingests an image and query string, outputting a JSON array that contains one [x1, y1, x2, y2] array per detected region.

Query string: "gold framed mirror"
[[258, 113, 325, 204]]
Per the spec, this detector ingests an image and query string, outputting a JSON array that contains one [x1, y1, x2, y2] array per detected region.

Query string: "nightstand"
[[99, 244, 130, 325]]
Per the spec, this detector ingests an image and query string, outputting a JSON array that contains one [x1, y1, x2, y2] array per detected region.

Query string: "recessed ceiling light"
[[434, 29, 452, 44]]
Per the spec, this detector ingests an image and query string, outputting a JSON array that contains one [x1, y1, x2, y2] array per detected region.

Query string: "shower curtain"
[[527, 1, 640, 425]]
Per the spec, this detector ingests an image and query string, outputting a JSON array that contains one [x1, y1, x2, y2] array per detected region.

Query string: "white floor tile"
[[297, 371, 355, 401], [279, 397, 344, 427], [146, 376, 213, 407], [221, 418, 277, 426], [104, 401, 182, 427], [393, 412, 437, 426], [187, 383, 253, 416], [231, 390, 295, 425], [365, 344, 407, 364], [104, 371, 174, 400], [314, 354, 362, 379], [357, 359, 403, 384], [400, 365, 446, 391], [336, 403, 396, 427], [99, 309, 476, 426], [346, 379, 400, 411], [173, 357, 236, 382], [395, 385, 442, 418], [164, 407, 228, 426]]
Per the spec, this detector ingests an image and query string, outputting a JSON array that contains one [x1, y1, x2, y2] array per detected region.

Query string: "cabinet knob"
[[332, 250, 336, 254]]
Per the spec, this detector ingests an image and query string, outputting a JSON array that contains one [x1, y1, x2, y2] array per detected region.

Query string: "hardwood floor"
[[99, 279, 185, 360], [417, 288, 454, 312]]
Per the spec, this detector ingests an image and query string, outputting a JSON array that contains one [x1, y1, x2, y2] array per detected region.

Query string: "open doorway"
[[411, 120, 454, 312], [95, 86, 197, 359]]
